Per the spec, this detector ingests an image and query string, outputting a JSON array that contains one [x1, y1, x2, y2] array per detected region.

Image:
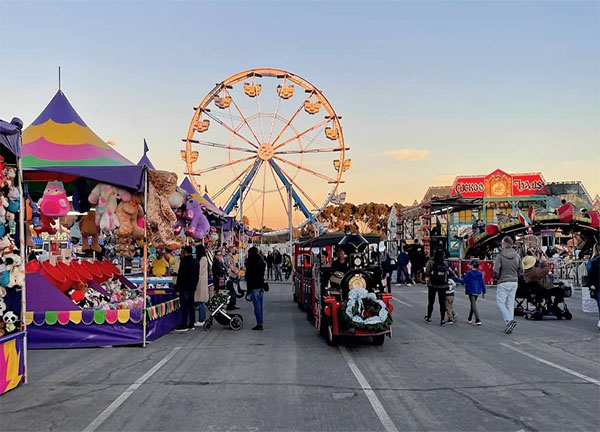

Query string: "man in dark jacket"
[[493, 237, 522, 334], [175, 246, 200, 332], [396, 248, 412, 285], [273, 249, 283, 281]]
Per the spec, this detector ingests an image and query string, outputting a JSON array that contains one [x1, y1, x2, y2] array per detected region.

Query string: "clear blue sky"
[[1, 1, 598, 226]]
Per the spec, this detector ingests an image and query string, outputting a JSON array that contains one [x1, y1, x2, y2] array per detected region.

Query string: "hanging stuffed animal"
[[80, 211, 101, 253], [0, 206, 6, 238], [184, 197, 210, 240], [115, 201, 144, 239], [72, 178, 91, 213], [33, 213, 57, 235], [88, 183, 132, 233], [146, 170, 183, 250], [59, 202, 77, 228], [40, 181, 69, 217], [3, 311, 18, 333], [4, 253, 24, 290], [5, 211, 15, 236]]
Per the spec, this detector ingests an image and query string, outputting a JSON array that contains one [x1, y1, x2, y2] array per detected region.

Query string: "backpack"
[[430, 262, 448, 286]]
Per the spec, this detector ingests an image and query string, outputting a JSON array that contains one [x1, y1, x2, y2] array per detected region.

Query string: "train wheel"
[[327, 325, 337, 346], [229, 314, 243, 331], [372, 335, 385, 346]]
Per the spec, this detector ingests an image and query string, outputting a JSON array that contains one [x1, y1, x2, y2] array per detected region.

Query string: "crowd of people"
[[168, 235, 600, 335], [264, 248, 292, 281], [172, 243, 268, 332]]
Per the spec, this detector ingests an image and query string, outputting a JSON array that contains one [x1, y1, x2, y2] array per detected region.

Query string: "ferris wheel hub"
[[257, 143, 275, 161]]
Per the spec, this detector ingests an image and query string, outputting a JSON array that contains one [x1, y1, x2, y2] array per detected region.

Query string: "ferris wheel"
[[182, 68, 350, 230]]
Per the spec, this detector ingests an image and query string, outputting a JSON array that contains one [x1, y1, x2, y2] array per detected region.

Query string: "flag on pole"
[[143, 138, 149, 155]]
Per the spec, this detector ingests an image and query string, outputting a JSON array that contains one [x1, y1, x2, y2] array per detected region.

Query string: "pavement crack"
[[545, 340, 598, 362], [0, 385, 113, 415], [452, 388, 539, 432]]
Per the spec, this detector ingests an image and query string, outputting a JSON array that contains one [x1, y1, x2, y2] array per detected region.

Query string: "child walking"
[[445, 279, 457, 324], [454, 260, 486, 325]]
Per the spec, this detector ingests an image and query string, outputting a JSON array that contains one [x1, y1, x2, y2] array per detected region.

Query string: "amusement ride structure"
[[182, 68, 350, 231]]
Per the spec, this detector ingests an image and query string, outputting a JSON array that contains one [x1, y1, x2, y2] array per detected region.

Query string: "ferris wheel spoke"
[[261, 162, 267, 228], [272, 162, 320, 210], [253, 79, 266, 142], [212, 161, 255, 200], [270, 90, 315, 146], [224, 88, 263, 146], [185, 138, 257, 154], [272, 155, 339, 184], [189, 155, 256, 175], [267, 76, 286, 144], [268, 163, 289, 214], [203, 110, 259, 149], [274, 146, 348, 155], [239, 164, 262, 226], [272, 118, 331, 151]]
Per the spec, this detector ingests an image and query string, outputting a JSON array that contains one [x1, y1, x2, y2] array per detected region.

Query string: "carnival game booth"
[[20, 90, 182, 348], [0, 117, 27, 395]]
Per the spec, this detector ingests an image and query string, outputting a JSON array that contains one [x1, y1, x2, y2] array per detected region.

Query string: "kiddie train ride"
[[293, 232, 393, 345]]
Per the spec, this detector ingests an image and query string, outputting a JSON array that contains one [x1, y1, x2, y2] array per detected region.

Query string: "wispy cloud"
[[383, 149, 430, 161]]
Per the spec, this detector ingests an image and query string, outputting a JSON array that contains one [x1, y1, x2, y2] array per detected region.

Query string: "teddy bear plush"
[[40, 181, 69, 217], [147, 170, 183, 250], [0, 298, 6, 317], [115, 233, 135, 257], [115, 201, 144, 239], [80, 211, 101, 252], [88, 183, 132, 233], [5, 253, 24, 290], [33, 214, 57, 235], [59, 203, 77, 228], [0, 234, 15, 255]]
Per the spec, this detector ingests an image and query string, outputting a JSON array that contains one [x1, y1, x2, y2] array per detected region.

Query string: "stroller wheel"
[[533, 311, 544, 321], [203, 319, 213, 331], [230, 314, 243, 331], [563, 310, 572, 320]]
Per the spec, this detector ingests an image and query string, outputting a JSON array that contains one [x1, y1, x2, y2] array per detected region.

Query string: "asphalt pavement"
[[2, 281, 599, 432]]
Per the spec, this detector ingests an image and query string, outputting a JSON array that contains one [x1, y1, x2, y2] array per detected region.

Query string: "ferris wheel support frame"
[[270, 160, 316, 223]]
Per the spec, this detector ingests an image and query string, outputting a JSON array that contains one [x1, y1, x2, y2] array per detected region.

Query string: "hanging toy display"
[[40, 181, 69, 217], [183, 197, 210, 240]]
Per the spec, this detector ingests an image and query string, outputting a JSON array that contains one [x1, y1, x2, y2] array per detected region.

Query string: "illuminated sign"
[[451, 170, 547, 198]]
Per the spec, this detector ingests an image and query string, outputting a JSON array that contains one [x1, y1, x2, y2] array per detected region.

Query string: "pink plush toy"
[[40, 181, 69, 217]]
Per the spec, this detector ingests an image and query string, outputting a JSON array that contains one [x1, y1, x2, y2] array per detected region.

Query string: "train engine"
[[317, 234, 393, 345]]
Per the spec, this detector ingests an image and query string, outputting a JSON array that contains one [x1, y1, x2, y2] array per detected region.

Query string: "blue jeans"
[[250, 289, 264, 325], [397, 265, 412, 284], [195, 302, 206, 321], [496, 281, 518, 324]]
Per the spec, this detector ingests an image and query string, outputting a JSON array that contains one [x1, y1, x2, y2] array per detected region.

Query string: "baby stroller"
[[514, 277, 573, 320], [203, 291, 243, 331]]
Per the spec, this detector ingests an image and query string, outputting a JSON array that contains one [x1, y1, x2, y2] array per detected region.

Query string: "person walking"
[[424, 249, 449, 326], [454, 260, 486, 325], [381, 251, 394, 293], [273, 248, 283, 281], [175, 246, 199, 332], [396, 247, 412, 285], [194, 245, 210, 327], [445, 279, 456, 324], [583, 244, 600, 330], [266, 251, 274, 280], [493, 236, 522, 334], [245, 246, 266, 330]]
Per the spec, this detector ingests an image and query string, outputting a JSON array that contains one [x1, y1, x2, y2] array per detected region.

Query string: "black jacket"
[[245, 256, 266, 292], [212, 258, 228, 289], [175, 255, 199, 292]]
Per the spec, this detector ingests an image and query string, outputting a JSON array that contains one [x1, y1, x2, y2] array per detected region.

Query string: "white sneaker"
[[194, 321, 205, 327], [467, 319, 473, 324]]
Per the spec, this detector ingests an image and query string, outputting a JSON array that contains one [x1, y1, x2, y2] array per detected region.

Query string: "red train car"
[[293, 232, 393, 345]]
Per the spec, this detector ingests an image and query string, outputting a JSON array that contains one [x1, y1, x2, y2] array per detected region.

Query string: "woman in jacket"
[[194, 245, 210, 326], [245, 246, 266, 330], [454, 260, 486, 325], [424, 249, 449, 326]]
